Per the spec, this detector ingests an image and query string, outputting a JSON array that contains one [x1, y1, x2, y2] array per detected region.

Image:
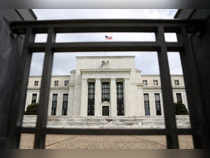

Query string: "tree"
[[24, 103, 38, 115], [174, 102, 188, 115]]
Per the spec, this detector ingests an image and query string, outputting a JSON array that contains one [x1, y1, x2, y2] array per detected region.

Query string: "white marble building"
[[25, 56, 188, 118]]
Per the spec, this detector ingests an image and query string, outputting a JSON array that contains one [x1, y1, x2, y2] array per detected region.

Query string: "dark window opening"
[[102, 106, 109, 116], [51, 94, 57, 115], [54, 80, 59, 87], [144, 93, 150, 116], [175, 80, 180, 86], [62, 93, 68, 115], [102, 82, 110, 102], [176, 93, 183, 104], [34, 81, 39, 86], [153, 80, 158, 86], [88, 82, 95, 116], [117, 82, 124, 116], [155, 93, 161, 115], [143, 80, 148, 86], [64, 80, 69, 86], [31, 93, 37, 104]]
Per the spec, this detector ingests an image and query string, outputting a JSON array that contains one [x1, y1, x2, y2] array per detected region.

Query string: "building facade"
[[25, 56, 188, 117]]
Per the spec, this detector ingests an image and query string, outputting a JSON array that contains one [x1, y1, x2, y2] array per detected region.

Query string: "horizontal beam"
[[20, 127, 192, 135], [30, 42, 182, 52], [10, 19, 205, 34]]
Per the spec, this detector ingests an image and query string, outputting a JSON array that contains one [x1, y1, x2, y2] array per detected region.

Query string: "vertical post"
[[156, 26, 179, 149], [124, 79, 129, 116], [7, 28, 35, 148], [111, 78, 117, 116], [34, 28, 55, 149], [80, 78, 88, 116], [95, 79, 101, 116], [177, 28, 206, 148]]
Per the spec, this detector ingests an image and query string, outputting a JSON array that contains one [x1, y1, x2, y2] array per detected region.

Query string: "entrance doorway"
[[102, 106, 109, 116]]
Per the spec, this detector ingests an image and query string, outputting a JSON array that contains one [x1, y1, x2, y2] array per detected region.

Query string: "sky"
[[30, 9, 183, 76]]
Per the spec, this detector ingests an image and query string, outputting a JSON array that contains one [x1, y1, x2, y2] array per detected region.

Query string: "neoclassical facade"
[[25, 56, 188, 118]]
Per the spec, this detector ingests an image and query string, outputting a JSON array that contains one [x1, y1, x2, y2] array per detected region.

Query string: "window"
[[176, 93, 183, 104], [88, 82, 95, 116], [64, 80, 69, 86], [143, 80, 148, 86], [144, 93, 150, 116], [102, 82, 110, 102], [153, 80, 158, 86], [117, 82, 124, 116], [54, 80, 59, 87], [51, 94, 58, 115], [62, 94, 68, 115], [34, 81, 39, 86], [31, 93, 37, 104], [175, 80, 180, 86], [155, 93, 161, 115]]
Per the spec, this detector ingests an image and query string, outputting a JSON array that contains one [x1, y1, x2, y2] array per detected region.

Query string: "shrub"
[[24, 103, 38, 115], [174, 102, 188, 115]]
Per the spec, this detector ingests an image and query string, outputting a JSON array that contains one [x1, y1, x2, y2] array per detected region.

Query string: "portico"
[[80, 69, 130, 117]]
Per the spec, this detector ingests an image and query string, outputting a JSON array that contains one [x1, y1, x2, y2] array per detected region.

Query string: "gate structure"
[[6, 19, 207, 149]]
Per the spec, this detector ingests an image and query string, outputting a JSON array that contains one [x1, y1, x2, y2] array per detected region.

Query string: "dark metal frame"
[[9, 19, 205, 149]]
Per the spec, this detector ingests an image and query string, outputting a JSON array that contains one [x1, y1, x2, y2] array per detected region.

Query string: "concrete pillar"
[[136, 86, 144, 116], [80, 79, 88, 116], [150, 93, 156, 116], [68, 85, 74, 116], [111, 78, 117, 116], [95, 79, 102, 116], [57, 93, 63, 116], [124, 79, 129, 116]]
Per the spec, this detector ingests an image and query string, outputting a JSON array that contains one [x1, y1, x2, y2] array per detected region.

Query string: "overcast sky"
[[30, 9, 183, 76]]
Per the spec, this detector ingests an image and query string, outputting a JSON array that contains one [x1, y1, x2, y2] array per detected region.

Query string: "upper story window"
[[54, 80, 59, 87], [34, 81, 39, 86], [64, 80, 69, 86], [174, 80, 180, 86], [153, 80, 158, 86], [143, 80, 148, 86]]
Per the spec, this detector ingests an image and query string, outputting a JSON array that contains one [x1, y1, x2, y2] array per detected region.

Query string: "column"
[[95, 79, 101, 116], [68, 84, 74, 116], [124, 79, 129, 116], [57, 93, 63, 116], [111, 78, 117, 116], [80, 79, 88, 116], [150, 93, 156, 116]]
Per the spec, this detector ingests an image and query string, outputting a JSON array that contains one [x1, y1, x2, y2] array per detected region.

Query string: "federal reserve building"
[[24, 56, 190, 128]]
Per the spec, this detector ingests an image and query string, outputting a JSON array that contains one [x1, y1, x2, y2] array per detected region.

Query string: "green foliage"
[[174, 102, 188, 115], [24, 103, 38, 115]]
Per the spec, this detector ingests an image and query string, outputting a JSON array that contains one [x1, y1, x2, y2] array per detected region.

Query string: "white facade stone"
[[25, 56, 189, 118]]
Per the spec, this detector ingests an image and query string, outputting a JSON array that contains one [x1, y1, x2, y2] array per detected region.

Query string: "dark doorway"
[[102, 106, 109, 116]]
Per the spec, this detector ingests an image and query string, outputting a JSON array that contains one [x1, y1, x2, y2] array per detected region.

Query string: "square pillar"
[[80, 79, 88, 116], [95, 79, 102, 116], [124, 79, 130, 116], [111, 78, 117, 116]]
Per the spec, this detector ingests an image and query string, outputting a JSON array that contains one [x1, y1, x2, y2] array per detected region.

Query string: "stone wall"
[[23, 115, 191, 129]]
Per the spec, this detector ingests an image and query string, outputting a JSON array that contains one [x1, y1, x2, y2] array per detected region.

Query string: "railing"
[[9, 19, 205, 149]]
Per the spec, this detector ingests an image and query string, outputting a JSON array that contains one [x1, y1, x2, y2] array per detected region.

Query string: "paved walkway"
[[20, 134, 193, 149]]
